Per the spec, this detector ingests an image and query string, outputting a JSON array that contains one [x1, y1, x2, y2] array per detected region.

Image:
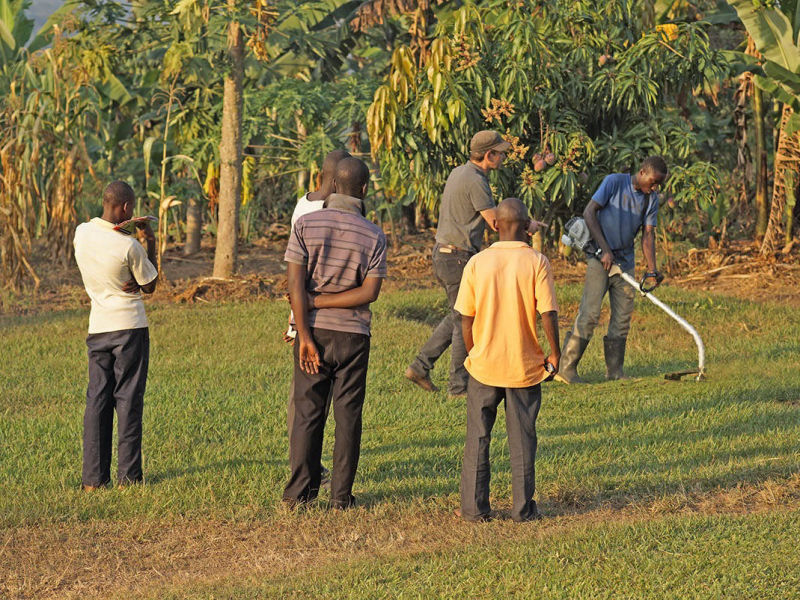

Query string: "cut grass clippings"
[[3, 476, 799, 600]]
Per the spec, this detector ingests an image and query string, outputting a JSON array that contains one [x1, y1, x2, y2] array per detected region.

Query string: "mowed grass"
[[165, 510, 800, 599], [1, 282, 799, 598]]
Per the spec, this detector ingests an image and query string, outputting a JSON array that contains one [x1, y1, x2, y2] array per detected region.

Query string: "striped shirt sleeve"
[[366, 232, 388, 278], [284, 217, 308, 265]]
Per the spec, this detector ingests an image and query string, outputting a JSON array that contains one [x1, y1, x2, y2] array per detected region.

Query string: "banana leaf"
[[729, 0, 800, 73]]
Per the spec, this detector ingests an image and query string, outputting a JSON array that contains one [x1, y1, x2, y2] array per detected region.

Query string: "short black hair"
[[321, 149, 351, 184], [333, 157, 370, 199], [641, 156, 668, 178], [496, 197, 528, 223], [103, 180, 135, 207]]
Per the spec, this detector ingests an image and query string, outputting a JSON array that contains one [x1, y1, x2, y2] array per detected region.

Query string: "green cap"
[[470, 130, 512, 156]]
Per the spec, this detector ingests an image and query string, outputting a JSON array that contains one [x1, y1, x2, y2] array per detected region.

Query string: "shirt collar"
[[325, 193, 365, 216], [627, 174, 648, 198], [466, 161, 488, 178], [489, 241, 530, 249], [91, 217, 117, 229]]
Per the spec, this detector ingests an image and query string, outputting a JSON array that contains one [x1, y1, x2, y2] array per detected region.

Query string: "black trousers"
[[82, 327, 149, 487], [284, 328, 370, 506], [460, 376, 541, 522]]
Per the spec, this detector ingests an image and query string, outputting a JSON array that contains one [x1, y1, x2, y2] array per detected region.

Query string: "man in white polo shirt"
[[290, 149, 351, 230], [73, 181, 158, 490]]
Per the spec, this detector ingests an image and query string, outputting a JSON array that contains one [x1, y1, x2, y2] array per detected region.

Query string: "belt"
[[437, 243, 470, 254]]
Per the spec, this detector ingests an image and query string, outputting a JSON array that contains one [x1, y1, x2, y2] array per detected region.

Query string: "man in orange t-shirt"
[[454, 197, 561, 522]]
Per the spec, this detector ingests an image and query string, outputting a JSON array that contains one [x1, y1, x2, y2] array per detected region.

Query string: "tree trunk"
[[761, 104, 800, 255], [401, 203, 416, 234], [213, 1, 244, 278], [349, 122, 362, 153], [753, 85, 769, 239], [641, 0, 655, 30], [295, 112, 308, 194], [184, 197, 202, 256], [415, 203, 430, 229], [785, 172, 796, 245], [743, 35, 769, 240]]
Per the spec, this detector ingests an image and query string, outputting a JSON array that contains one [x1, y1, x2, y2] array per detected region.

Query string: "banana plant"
[[728, 0, 800, 254]]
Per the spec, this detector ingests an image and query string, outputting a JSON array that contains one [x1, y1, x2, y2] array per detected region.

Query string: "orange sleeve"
[[535, 255, 558, 314], [454, 258, 477, 317]]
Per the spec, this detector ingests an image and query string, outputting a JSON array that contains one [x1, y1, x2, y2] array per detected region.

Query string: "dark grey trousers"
[[571, 258, 636, 340], [460, 376, 541, 522], [287, 375, 332, 478], [82, 327, 149, 487], [410, 245, 471, 394], [284, 328, 370, 506]]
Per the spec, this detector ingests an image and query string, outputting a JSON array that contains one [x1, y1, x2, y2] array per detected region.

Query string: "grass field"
[[1, 282, 799, 598]]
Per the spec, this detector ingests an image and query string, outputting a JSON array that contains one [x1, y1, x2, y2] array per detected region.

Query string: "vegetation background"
[[2, 1, 800, 598], [2, 0, 800, 295]]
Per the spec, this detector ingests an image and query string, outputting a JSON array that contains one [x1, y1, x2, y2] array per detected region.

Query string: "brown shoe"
[[404, 366, 439, 392]]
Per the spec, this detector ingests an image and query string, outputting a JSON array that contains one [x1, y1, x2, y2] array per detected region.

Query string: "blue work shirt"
[[591, 173, 658, 271]]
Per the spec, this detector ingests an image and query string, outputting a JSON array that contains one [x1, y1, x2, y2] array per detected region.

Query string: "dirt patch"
[[665, 239, 800, 305], [3, 234, 799, 317], [2, 475, 799, 600]]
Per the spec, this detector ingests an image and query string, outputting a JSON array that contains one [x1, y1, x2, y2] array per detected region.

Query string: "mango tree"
[[368, 0, 728, 242]]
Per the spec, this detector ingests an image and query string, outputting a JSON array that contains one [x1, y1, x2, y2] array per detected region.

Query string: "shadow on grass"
[[354, 379, 800, 512], [356, 433, 463, 505], [538, 464, 800, 520], [572, 341, 799, 381], [545, 378, 800, 438], [148, 458, 284, 484], [387, 303, 448, 327], [0, 307, 85, 330]]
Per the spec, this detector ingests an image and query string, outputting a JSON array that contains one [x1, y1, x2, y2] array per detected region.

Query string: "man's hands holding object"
[[543, 351, 560, 382], [639, 271, 664, 293], [135, 220, 156, 245], [526, 220, 548, 237], [599, 250, 615, 271], [122, 278, 142, 294], [116, 218, 157, 295]]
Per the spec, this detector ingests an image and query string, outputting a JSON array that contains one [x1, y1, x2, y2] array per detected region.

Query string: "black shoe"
[[331, 494, 357, 510], [514, 504, 544, 522], [282, 491, 318, 510], [281, 497, 307, 510], [454, 507, 496, 522]]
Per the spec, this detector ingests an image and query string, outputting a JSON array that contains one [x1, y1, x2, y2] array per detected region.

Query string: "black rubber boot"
[[555, 332, 590, 384], [603, 336, 628, 380]]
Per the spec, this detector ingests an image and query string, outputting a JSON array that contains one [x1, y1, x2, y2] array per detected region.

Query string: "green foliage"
[[369, 0, 730, 230], [0, 0, 138, 286], [730, 0, 800, 133]]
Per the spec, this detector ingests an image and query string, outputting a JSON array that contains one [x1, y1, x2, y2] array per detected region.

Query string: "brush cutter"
[[561, 217, 705, 381]]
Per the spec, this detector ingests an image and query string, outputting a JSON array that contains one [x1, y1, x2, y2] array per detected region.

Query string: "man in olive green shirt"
[[404, 130, 510, 396]]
